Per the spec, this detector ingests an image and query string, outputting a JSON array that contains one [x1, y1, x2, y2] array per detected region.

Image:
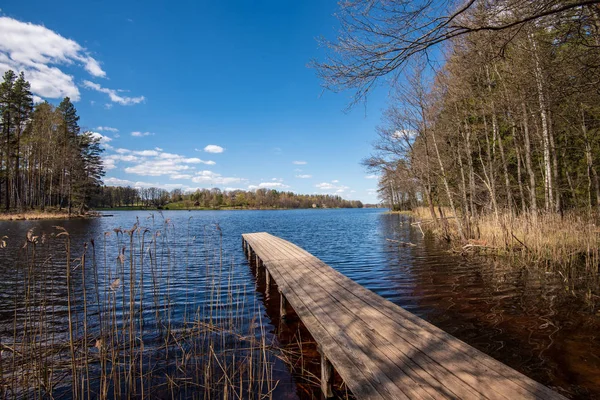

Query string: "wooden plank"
[[241, 233, 567, 400], [264, 234, 566, 399]]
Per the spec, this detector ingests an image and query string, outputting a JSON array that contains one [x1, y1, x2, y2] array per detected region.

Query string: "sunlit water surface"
[[1, 209, 599, 399]]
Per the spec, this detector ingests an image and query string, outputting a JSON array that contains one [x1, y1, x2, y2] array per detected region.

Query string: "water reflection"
[[0, 209, 599, 399]]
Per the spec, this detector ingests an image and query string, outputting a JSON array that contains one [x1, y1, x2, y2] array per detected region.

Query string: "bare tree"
[[314, 0, 600, 103]]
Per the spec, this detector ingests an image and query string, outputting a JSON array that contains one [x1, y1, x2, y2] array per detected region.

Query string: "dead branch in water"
[[386, 238, 417, 247]]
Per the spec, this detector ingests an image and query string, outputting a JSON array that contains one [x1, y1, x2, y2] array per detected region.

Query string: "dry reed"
[[410, 206, 600, 273], [0, 219, 287, 399]]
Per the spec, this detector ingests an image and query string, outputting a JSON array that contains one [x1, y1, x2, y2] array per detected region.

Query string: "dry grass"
[[0, 210, 98, 221], [409, 206, 600, 271], [0, 221, 284, 399]]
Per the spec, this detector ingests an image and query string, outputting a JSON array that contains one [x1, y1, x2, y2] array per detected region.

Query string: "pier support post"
[[320, 349, 334, 398], [265, 270, 270, 290], [279, 290, 287, 319]]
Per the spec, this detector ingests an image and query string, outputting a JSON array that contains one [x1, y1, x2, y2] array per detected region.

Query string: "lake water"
[[1, 209, 599, 399]]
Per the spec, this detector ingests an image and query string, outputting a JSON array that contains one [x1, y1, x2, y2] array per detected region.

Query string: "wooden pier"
[[242, 232, 567, 400]]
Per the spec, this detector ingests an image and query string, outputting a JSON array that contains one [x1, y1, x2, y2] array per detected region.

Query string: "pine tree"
[[74, 132, 105, 213], [0, 70, 16, 210], [12, 72, 33, 209], [57, 97, 81, 214]]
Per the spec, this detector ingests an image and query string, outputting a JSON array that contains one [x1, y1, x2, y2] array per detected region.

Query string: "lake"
[[1, 208, 599, 399]]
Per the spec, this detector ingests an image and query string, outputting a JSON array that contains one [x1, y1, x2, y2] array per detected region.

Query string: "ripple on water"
[[1, 209, 599, 398]]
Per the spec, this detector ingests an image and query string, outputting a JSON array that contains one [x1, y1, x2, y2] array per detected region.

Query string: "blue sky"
[[0, 0, 386, 202]]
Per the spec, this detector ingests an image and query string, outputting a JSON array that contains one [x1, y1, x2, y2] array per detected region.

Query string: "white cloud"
[[83, 80, 145, 105], [316, 182, 335, 190], [292, 161, 307, 165], [203, 145, 224, 153], [89, 131, 112, 144], [295, 174, 312, 179], [105, 154, 140, 163], [132, 149, 159, 156], [125, 160, 192, 176], [191, 170, 245, 185], [0, 17, 107, 101], [332, 180, 339, 183], [392, 129, 417, 140], [157, 153, 215, 165], [316, 181, 350, 193], [106, 145, 224, 178], [171, 174, 192, 180], [103, 177, 134, 186], [248, 182, 290, 190], [89, 131, 114, 149], [365, 174, 379, 179], [105, 177, 192, 191], [131, 131, 153, 137], [97, 126, 118, 132], [103, 158, 117, 170]]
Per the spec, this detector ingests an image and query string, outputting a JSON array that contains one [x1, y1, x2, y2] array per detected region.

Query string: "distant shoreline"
[[0, 207, 386, 221], [95, 206, 384, 212], [0, 211, 98, 221]]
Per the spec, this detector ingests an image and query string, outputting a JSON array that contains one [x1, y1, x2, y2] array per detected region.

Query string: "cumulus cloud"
[[192, 170, 245, 185], [157, 153, 215, 165], [131, 131, 153, 137], [103, 177, 134, 186], [295, 174, 312, 179], [103, 177, 191, 190], [83, 80, 145, 105], [89, 131, 113, 149], [132, 149, 159, 156], [316, 181, 350, 193], [170, 174, 192, 180], [89, 131, 112, 143], [203, 145, 224, 153], [97, 126, 118, 132], [0, 17, 109, 101], [248, 182, 290, 190], [103, 158, 117, 170], [125, 160, 192, 176], [292, 161, 307, 165], [365, 174, 379, 179]]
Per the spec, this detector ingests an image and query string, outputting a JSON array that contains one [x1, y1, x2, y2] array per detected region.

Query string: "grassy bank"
[[408, 206, 600, 271]]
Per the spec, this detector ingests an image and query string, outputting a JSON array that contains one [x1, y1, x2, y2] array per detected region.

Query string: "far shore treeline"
[[95, 186, 363, 210], [0, 70, 362, 214]]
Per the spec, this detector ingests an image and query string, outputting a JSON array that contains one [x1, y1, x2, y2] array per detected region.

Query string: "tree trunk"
[[430, 128, 465, 241], [529, 33, 553, 211], [522, 102, 537, 221]]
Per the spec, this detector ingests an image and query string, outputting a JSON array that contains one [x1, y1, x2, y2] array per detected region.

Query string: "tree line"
[[317, 1, 600, 239], [0, 70, 105, 214], [94, 186, 363, 209]]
